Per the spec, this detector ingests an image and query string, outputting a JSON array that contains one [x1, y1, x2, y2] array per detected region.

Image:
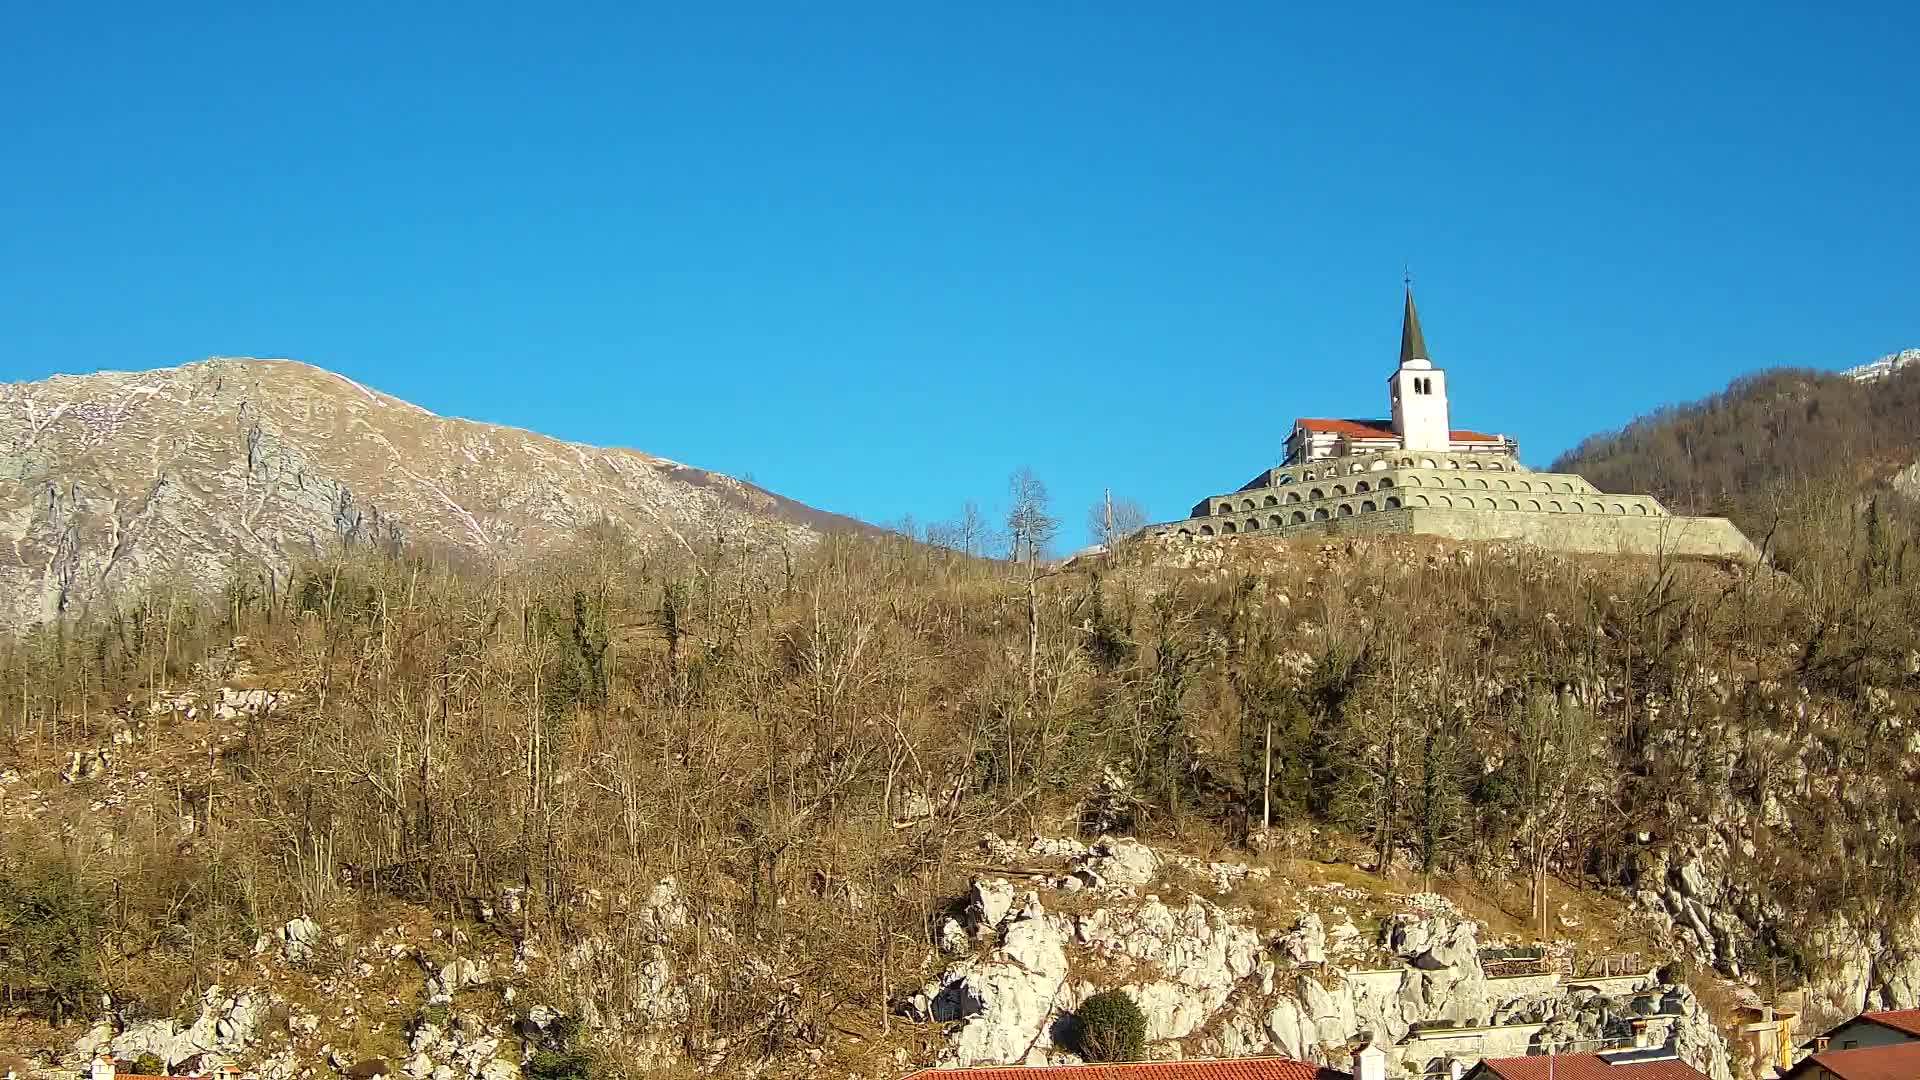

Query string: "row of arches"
[[1401, 495, 1646, 515], [1189, 496, 1412, 534], [1219, 477, 1402, 514], [1181, 494, 1652, 536], [1221, 474, 1615, 516], [1397, 475, 1585, 494], [1276, 455, 1512, 486]]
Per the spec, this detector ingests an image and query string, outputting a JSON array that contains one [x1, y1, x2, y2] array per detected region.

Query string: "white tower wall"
[[1390, 363, 1451, 451]]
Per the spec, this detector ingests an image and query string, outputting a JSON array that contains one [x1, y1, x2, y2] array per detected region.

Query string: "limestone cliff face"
[[903, 836, 1733, 1080], [34, 829, 1736, 1080], [0, 358, 865, 625]]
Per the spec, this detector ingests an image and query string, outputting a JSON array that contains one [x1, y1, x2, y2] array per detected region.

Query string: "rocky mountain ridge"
[[0, 357, 867, 627], [1843, 348, 1920, 382]]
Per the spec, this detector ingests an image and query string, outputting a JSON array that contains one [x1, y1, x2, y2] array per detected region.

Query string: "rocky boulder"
[[905, 893, 1072, 1067]]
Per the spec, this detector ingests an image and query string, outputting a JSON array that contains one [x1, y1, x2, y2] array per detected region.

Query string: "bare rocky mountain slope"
[[0, 357, 866, 625]]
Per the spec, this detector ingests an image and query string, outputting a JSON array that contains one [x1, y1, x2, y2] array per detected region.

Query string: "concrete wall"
[[1565, 973, 1656, 996], [1484, 972, 1564, 999], [1398, 1022, 1547, 1070], [1401, 509, 1757, 561], [1148, 505, 1754, 562]]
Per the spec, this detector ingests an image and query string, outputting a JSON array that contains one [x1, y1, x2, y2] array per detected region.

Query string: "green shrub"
[[1074, 989, 1147, 1063], [134, 1055, 166, 1075], [0, 848, 104, 1024], [526, 1049, 590, 1080]]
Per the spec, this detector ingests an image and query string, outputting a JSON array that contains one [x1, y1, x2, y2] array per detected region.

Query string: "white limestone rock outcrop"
[[1077, 895, 1264, 1041], [906, 883, 1072, 1067], [73, 987, 271, 1068], [910, 834, 1735, 1080]]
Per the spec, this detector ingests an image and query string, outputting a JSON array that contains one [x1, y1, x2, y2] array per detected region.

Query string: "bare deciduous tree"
[[1086, 492, 1149, 553], [928, 499, 993, 558], [1005, 468, 1058, 570]]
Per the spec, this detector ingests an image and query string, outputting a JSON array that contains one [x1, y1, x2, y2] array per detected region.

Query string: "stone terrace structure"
[[1143, 288, 1757, 562]]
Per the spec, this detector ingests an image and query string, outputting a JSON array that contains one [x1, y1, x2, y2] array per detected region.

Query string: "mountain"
[[0, 357, 867, 625], [1550, 350, 1920, 562], [1845, 347, 1920, 382]]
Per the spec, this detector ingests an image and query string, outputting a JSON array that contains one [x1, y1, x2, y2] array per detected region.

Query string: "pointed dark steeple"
[[1399, 285, 1430, 367]]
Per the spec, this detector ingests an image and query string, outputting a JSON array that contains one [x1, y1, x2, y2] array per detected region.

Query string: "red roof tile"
[[1861, 1008, 1920, 1036], [1787, 1040, 1920, 1080], [1472, 1053, 1708, 1080], [1291, 418, 1503, 444], [1295, 418, 1397, 439], [899, 1058, 1346, 1080]]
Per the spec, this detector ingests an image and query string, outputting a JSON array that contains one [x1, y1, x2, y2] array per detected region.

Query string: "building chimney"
[[92, 1056, 117, 1080], [1353, 1039, 1388, 1080]]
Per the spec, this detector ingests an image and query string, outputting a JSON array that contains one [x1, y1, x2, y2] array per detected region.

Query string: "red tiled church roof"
[[900, 1058, 1345, 1080], [1787, 1040, 1920, 1080], [1292, 418, 1502, 443], [1472, 1054, 1708, 1080], [1294, 418, 1398, 439]]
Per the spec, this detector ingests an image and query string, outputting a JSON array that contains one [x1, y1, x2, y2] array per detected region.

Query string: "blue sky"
[[5, 3, 1917, 549]]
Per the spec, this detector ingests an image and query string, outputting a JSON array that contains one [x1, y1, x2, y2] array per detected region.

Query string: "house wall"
[[1398, 1022, 1547, 1071], [1819, 1020, 1915, 1051]]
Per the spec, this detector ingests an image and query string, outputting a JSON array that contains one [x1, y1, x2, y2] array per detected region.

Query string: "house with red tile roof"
[[1464, 1049, 1710, 1080], [1781, 1039, 1920, 1080], [1804, 1008, 1920, 1053]]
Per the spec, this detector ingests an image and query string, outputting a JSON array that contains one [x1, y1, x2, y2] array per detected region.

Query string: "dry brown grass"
[[0, 499, 1914, 1071]]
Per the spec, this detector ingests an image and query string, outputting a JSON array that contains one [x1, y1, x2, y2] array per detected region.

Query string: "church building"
[[1283, 290, 1513, 465], [1142, 287, 1758, 561]]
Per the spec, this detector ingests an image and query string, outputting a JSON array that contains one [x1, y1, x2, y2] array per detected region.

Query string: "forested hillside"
[[6, 467, 1920, 1076], [1552, 362, 1920, 567]]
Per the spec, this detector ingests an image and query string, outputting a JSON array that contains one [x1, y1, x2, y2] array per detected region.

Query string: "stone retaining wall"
[[1402, 509, 1756, 560]]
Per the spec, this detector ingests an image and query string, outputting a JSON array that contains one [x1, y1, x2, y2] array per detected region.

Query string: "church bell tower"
[[1388, 285, 1451, 452]]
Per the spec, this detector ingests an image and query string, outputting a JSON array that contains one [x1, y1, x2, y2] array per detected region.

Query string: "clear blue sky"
[[5, 4, 1917, 549]]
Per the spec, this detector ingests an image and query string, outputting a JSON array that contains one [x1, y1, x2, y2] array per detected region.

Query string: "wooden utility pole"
[[1261, 710, 1273, 831]]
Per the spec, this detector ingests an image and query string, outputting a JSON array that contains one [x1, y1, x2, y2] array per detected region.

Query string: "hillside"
[[1550, 351, 1920, 565], [9, 353, 1920, 1080], [6, 509, 1920, 1079], [0, 358, 870, 627]]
